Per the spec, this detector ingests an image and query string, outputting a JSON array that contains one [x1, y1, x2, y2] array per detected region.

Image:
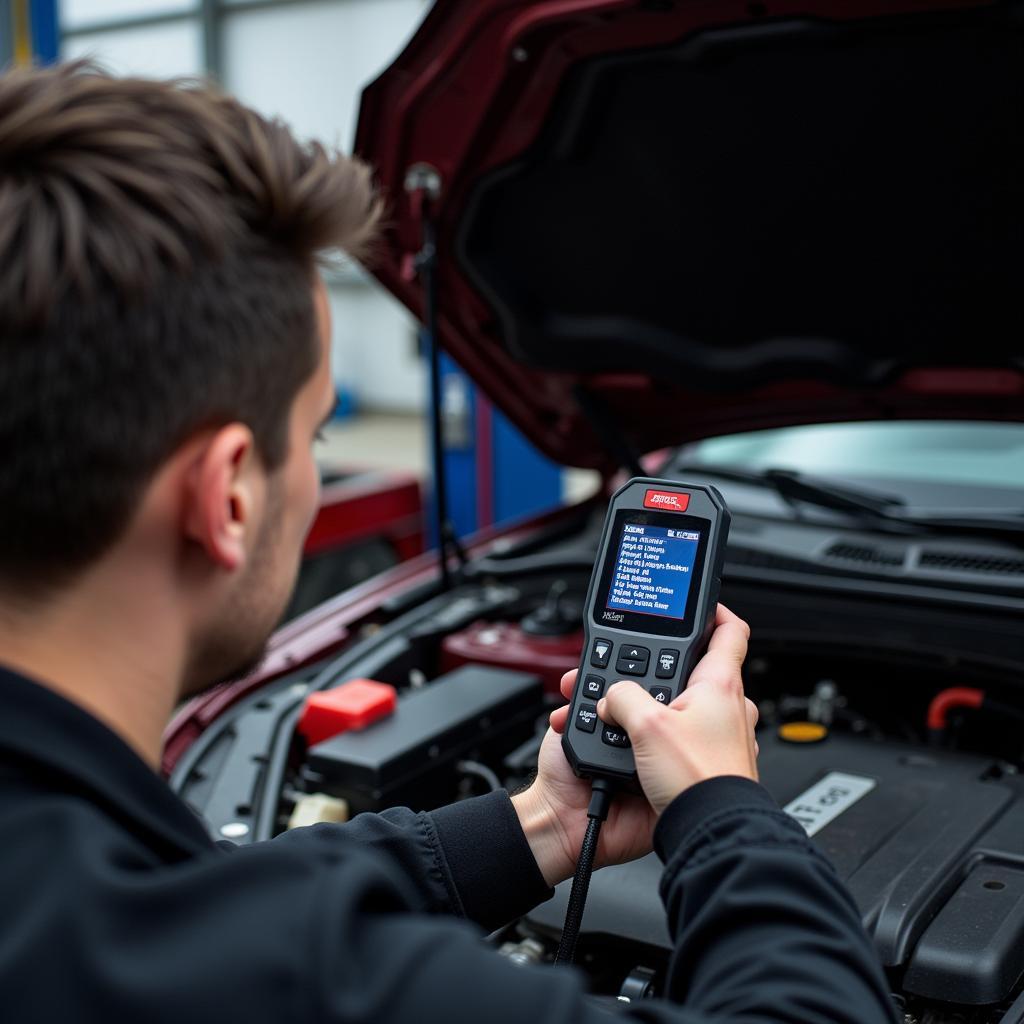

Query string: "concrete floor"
[[318, 412, 600, 504], [318, 412, 429, 474]]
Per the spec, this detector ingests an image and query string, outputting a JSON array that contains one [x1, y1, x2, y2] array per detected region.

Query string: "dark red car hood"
[[355, 0, 1024, 472]]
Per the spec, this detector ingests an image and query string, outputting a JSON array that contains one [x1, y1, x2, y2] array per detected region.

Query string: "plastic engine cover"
[[526, 731, 1024, 1006]]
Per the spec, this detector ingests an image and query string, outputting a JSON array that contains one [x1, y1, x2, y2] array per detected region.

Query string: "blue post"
[[427, 343, 562, 547], [491, 410, 563, 525], [28, 0, 58, 63]]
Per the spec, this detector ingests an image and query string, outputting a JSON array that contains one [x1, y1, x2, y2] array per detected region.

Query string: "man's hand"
[[512, 689, 658, 886], [512, 604, 756, 885], [599, 604, 758, 815]]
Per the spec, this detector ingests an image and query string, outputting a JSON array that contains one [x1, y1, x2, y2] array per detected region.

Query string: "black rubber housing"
[[562, 478, 730, 784]]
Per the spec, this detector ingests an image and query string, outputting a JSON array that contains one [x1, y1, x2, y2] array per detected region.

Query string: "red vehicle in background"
[[288, 466, 424, 622]]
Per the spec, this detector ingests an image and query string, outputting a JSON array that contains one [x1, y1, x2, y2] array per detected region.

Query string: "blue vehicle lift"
[[433, 347, 562, 543]]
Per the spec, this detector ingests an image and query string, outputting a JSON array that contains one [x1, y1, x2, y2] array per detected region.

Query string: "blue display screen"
[[606, 523, 701, 620]]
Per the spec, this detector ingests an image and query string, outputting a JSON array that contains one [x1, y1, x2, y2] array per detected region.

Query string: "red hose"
[[927, 687, 985, 731]]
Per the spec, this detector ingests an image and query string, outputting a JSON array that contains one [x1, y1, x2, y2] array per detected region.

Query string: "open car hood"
[[355, 0, 1024, 472]]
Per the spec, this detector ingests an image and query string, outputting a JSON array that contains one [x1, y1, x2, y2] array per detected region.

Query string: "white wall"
[[327, 276, 423, 412], [62, 0, 432, 413], [63, 19, 202, 75], [62, 0, 194, 33], [222, 0, 430, 412], [223, 0, 428, 152]]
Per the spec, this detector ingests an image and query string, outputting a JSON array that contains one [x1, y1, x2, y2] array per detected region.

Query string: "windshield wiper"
[[676, 464, 1024, 543]]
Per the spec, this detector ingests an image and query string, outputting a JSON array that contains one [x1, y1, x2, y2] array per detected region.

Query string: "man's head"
[[0, 63, 380, 696]]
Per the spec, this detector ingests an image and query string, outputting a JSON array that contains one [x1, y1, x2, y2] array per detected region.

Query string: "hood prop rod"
[[572, 384, 645, 479], [407, 165, 466, 591]]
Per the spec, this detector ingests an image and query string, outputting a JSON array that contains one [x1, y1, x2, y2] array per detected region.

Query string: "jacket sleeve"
[[649, 776, 899, 1024], [267, 789, 553, 931], [292, 778, 898, 1024], [43, 774, 898, 1024]]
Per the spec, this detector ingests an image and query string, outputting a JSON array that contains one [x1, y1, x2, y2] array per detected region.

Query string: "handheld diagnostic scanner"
[[562, 477, 731, 784]]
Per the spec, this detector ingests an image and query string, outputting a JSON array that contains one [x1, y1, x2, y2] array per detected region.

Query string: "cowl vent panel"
[[823, 543, 906, 568], [918, 552, 1024, 577]]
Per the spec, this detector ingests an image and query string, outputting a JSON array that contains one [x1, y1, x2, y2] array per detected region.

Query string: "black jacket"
[[0, 666, 896, 1023]]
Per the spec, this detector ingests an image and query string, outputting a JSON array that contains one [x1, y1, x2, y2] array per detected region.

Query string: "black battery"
[[305, 665, 543, 813]]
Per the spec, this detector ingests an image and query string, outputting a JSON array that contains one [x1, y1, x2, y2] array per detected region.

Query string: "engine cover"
[[526, 732, 1024, 1006]]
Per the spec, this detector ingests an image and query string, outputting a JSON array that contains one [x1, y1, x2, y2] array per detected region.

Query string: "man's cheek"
[[303, 463, 321, 535]]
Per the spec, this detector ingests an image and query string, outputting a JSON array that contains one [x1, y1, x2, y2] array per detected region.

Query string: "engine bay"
[[170, 503, 1024, 1024]]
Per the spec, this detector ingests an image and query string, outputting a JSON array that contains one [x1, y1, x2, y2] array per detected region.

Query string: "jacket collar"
[[0, 664, 214, 859]]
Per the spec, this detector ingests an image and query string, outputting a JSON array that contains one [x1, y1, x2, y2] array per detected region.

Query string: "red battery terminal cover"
[[298, 679, 397, 746]]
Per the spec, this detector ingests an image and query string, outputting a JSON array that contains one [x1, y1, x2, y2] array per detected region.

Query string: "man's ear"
[[183, 424, 261, 572]]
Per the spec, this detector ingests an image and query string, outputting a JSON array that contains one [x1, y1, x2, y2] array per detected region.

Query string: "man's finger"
[[559, 670, 577, 702], [707, 604, 749, 653], [745, 698, 759, 731], [685, 606, 749, 690], [549, 705, 570, 734], [714, 602, 746, 628], [598, 680, 662, 732]]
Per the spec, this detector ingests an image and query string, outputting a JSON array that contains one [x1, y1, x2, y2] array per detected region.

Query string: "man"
[[0, 62, 896, 1023]]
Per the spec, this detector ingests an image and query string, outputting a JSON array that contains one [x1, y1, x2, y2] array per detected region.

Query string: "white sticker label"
[[783, 771, 876, 837]]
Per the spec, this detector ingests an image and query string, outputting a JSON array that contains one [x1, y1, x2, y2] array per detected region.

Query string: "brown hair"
[[0, 61, 382, 592]]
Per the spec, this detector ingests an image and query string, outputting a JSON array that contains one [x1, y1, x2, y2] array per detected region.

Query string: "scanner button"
[[575, 704, 598, 733], [590, 639, 612, 669], [615, 654, 648, 676], [582, 675, 605, 699], [655, 649, 680, 679], [601, 726, 631, 748], [649, 685, 673, 705], [622, 645, 649, 661]]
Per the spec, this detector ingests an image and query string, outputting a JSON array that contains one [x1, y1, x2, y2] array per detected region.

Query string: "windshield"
[[689, 422, 1024, 503]]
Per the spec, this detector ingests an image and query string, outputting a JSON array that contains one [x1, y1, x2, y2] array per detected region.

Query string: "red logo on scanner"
[[643, 489, 689, 512]]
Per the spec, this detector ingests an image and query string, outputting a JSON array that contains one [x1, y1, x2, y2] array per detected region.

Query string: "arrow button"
[[615, 646, 649, 676]]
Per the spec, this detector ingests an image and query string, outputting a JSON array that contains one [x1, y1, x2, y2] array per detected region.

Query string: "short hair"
[[0, 62, 381, 594]]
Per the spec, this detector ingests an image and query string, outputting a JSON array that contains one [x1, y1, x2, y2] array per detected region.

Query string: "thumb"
[[599, 681, 660, 733]]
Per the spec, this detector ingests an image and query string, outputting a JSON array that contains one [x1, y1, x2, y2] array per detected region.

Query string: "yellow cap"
[[778, 721, 829, 744]]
